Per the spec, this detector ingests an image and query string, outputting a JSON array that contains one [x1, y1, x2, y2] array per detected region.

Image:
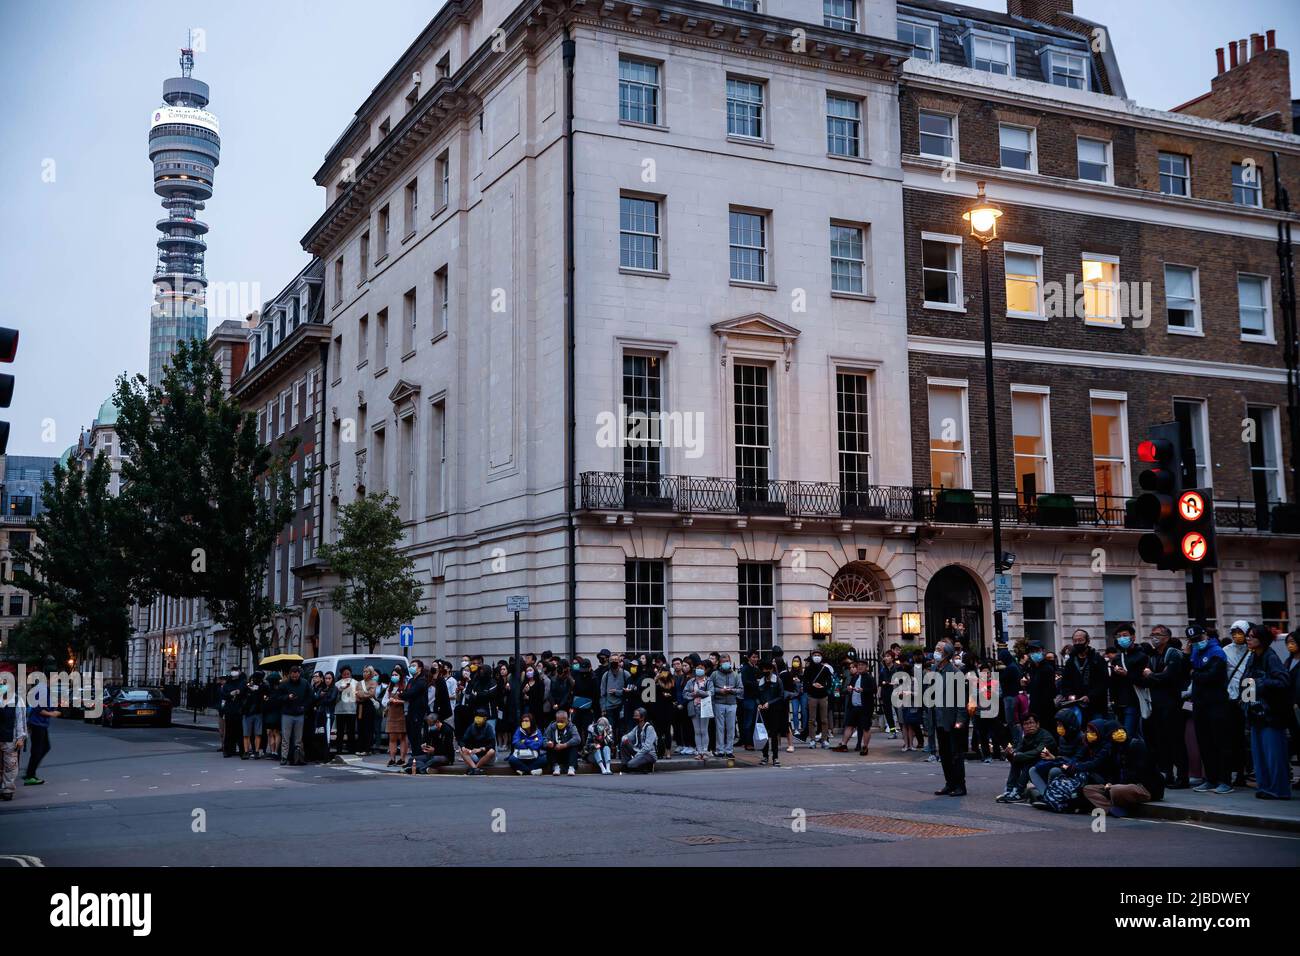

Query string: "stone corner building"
[[285, 0, 1297, 665]]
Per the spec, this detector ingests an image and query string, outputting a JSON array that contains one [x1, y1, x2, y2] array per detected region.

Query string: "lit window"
[[1004, 245, 1043, 317], [1081, 254, 1120, 325], [927, 382, 968, 488], [1090, 395, 1129, 502], [1012, 388, 1052, 495]]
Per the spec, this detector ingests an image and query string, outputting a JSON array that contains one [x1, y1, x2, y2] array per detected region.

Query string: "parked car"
[[101, 689, 173, 728], [301, 654, 410, 681]]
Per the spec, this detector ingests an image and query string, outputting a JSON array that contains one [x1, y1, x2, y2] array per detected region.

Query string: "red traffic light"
[[1138, 438, 1173, 464]]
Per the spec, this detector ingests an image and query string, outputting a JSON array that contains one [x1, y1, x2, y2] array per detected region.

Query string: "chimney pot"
[[1215, 46, 1226, 74], [1252, 33, 1265, 56], [1229, 42, 1239, 68], [1266, 29, 1276, 50], [1238, 38, 1248, 63]]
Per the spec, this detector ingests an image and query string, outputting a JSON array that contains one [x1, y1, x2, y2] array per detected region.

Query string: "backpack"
[[1042, 772, 1086, 813]]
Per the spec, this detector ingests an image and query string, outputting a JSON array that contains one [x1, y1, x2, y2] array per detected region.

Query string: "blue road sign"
[[400, 624, 414, 647]]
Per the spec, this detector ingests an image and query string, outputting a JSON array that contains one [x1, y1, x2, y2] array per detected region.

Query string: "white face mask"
[[933, 651, 944, 662], [812, 656, 822, 664]]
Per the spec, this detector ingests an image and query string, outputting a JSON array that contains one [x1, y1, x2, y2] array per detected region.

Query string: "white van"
[[300, 654, 411, 681]]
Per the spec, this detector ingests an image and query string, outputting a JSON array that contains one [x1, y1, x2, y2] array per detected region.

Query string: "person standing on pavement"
[[1025, 641, 1056, 732], [1241, 625, 1292, 800], [755, 658, 788, 767], [833, 659, 875, 755], [1186, 625, 1232, 794], [220, 667, 245, 758], [684, 663, 713, 761], [1138, 624, 1190, 789], [739, 649, 761, 750], [931, 642, 968, 797], [619, 706, 657, 773], [1108, 625, 1148, 740], [572, 657, 598, 739], [600, 657, 627, 740], [0, 675, 27, 801], [709, 656, 742, 758], [1223, 622, 1253, 787], [401, 660, 429, 767], [263, 674, 282, 758], [803, 651, 834, 749], [1058, 629, 1108, 723], [995, 643, 1023, 748], [334, 666, 359, 755], [240, 671, 267, 760], [276, 664, 310, 765], [382, 669, 409, 767], [22, 679, 59, 786], [356, 666, 380, 755], [543, 708, 581, 775], [651, 666, 676, 758]]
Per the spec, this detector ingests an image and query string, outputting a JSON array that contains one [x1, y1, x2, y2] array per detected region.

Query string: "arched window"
[[829, 564, 883, 602]]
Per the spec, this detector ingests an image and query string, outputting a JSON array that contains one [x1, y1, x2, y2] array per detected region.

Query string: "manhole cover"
[[808, 813, 985, 838], [669, 834, 743, 846]]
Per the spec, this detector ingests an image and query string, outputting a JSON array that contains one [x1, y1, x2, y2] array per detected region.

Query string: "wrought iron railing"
[[579, 472, 1294, 533]]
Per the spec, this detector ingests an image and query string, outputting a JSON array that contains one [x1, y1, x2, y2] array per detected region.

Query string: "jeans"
[[414, 753, 450, 772], [714, 704, 738, 755], [691, 716, 710, 753], [281, 714, 305, 763], [1114, 704, 1141, 739], [620, 740, 655, 772], [26, 726, 50, 778], [507, 754, 547, 773], [740, 698, 758, 745], [1001, 697, 1022, 747], [589, 745, 612, 770], [790, 694, 807, 737], [1249, 724, 1292, 798]]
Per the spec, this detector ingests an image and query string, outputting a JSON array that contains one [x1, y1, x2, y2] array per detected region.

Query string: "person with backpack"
[[1027, 707, 1085, 806], [1187, 625, 1233, 794], [1241, 625, 1292, 800], [1082, 723, 1164, 817], [1035, 718, 1118, 813], [996, 713, 1055, 803]]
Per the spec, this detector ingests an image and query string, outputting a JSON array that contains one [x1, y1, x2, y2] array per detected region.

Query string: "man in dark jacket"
[[996, 644, 1023, 747], [458, 708, 496, 774], [1187, 626, 1232, 793], [739, 650, 761, 749], [543, 708, 582, 775], [1025, 642, 1056, 729], [931, 643, 967, 797], [1058, 629, 1109, 721], [1107, 625, 1148, 738], [1027, 707, 1085, 803], [401, 660, 430, 767], [997, 713, 1054, 802], [1138, 624, 1190, 789], [220, 667, 245, 758], [276, 665, 311, 766], [1083, 724, 1163, 817], [408, 714, 456, 774]]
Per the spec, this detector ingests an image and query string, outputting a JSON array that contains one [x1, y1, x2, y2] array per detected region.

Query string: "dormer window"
[[1043, 49, 1089, 90], [963, 31, 1013, 76]]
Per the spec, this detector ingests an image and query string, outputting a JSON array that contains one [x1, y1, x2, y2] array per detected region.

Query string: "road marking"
[[1152, 819, 1300, 841], [0, 855, 44, 867]]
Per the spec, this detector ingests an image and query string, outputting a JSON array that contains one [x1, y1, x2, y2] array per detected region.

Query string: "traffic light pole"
[[979, 242, 1007, 648], [1190, 567, 1206, 629]]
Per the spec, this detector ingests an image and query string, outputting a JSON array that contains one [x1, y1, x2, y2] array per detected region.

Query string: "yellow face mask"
[[1085, 730, 1099, 743], [520, 721, 531, 730], [1056, 724, 1067, 737], [557, 719, 568, 726], [1111, 728, 1128, 744], [473, 716, 486, 727]]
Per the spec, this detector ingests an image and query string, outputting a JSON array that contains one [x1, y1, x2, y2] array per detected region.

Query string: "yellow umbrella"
[[258, 653, 304, 668]]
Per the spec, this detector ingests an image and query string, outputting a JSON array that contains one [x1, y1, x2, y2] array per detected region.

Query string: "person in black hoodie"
[[1107, 625, 1148, 739], [401, 660, 430, 768], [739, 649, 762, 749], [1025, 642, 1056, 730], [1138, 624, 1190, 789], [240, 671, 268, 760], [995, 643, 1023, 747], [1027, 706, 1085, 805], [220, 667, 246, 758], [1083, 723, 1164, 817], [1058, 629, 1108, 721], [277, 664, 311, 766], [1187, 625, 1232, 793]]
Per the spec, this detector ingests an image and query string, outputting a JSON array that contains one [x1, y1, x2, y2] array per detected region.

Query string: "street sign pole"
[[513, 611, 521, 723]]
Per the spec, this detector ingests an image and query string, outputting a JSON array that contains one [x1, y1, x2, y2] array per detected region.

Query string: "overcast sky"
[[1, 0, 1296, 457]]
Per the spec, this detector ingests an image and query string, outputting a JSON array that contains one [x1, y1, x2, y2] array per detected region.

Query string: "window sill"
[[374, 253, 389, 267], [999, 164, 1036, 175], [923, 301, 966, 313], [373, 366, 389, 378], [356, 359, 369, 371], [726, 135, 773, 150], [827, 152, 871, 165], [619, 267, 669, 279], [831, 291, 875, 302], [401, 230, 416, 246], [401, 348, 416, 362], [430, 329, 448, 345], [620, 119, 670, 133], [330, 378, 342, 389], [356, 277, 367, 288], [433, 202, 449, 218], [1167, 326, 1204, 337], [919, 151, 955, 163], [1007, 311, 1047, 321], [1083, 319, 1125, 329], [730, 280, 777, 291], [1241, 334, 1276, 345]]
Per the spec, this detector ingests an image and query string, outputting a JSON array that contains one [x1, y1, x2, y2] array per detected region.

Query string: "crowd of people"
[[206, 620, 1299, 807]]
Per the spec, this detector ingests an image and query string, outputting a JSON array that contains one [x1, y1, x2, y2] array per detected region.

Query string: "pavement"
[[1, 717, 1295, 867], [155, 711, 1300, 831]]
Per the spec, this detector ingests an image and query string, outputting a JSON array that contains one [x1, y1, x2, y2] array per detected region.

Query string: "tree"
[[114, 340, 297, 668], [317, 493, 425, 653], [13, 454, 133, 665], [5, 599, 76, 668]]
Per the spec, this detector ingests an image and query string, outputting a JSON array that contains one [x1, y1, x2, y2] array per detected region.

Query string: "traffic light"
[[1135, 421, 1216, 570], [0, 327, 16, 456]]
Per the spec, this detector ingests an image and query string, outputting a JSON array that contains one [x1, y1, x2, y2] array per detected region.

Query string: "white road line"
[[0, 855, 44, 867], [1152, 819, 1300, 841]]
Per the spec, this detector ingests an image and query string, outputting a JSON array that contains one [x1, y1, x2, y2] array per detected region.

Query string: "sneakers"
[[552, 766, 561, 775], [1213, 784, 1235, 795], [599, 766, 611, 774], [567, 767, 576, 776], [1192, 781, 1214, 793], [530, 768, 543, 775], [515, 769, 526, 776], [22, 776, 43, 786], [786, 745, 794, 753], [926, 754, 938, 763], [995, 790, 1020, 803], [982, 757, 993, 764]]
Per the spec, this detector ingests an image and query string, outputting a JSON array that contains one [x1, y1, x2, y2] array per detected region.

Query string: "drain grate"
[[669, 834, 743, 846], [808, 813, 985, 838]]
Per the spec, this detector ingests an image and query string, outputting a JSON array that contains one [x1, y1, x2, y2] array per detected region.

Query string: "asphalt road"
[[3, 719, 1298, 867]]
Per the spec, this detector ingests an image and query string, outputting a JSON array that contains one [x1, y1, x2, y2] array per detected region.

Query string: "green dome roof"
[[95, 396, 120, 427], [58, 444, 76, 465]]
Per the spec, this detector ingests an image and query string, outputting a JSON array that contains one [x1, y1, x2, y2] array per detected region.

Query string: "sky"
[[1, 0, 1297, 457]]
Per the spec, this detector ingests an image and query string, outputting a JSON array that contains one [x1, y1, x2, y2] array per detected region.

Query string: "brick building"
[[898, 0, 1299, 649]]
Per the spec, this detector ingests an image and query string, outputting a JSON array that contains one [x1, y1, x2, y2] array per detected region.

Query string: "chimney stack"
[[1005, 1, 1075, 23], [1173, 29, 1292, 133]]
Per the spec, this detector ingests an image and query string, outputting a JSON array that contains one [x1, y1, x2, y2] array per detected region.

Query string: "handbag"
[[512, 748, 539, 760], [698, 693, 714, 720], [753, 713, 769, 748]]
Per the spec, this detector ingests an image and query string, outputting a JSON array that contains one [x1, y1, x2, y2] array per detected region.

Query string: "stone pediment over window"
[[387, 379, 421, 407], [712, 313, 801, 369]]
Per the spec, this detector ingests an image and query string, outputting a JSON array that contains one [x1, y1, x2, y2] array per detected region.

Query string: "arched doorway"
[[827, 562, 889, 657], [306, 607, 320, 658], [924, 565, 984, 653]]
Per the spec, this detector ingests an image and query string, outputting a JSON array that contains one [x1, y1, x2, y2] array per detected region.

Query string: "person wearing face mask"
[[543, 708, 582, 775], [507, 714, 547, 775], [1223, 621, 1253, 787], [1058, 629, 1108, 723], [650, 667, 676, 758], [381, 669, 409, 767], [1025, 641, 1057, 731], [276, 664, 310, 766], [787, 655, 807, 742], [1082, 723, 1163, 817], [1240, 625, 1292, 800], [459, 708, 497, 775], [1108, 625, 1148, 739], [220, 667, 245, 758], [572, 657, 598, 739], [930, 642, 967, 797], [1026, 707, 1085, 806], [1185, 625, 1232, 793], [756, 660, 788, 767], [407, 713, 456, 774], [585, 716, 615, 773], [1138, 624, 1190, 789], [832, 659, 875, 755], [803, 652, 834, 749], [520, 664, 546, 728], [709, 656, 743, 758], [996, 713, 1055, 803], [684, 663, 714, 761], [619, 707, 658, 773], [600, 657, 628, 739]]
